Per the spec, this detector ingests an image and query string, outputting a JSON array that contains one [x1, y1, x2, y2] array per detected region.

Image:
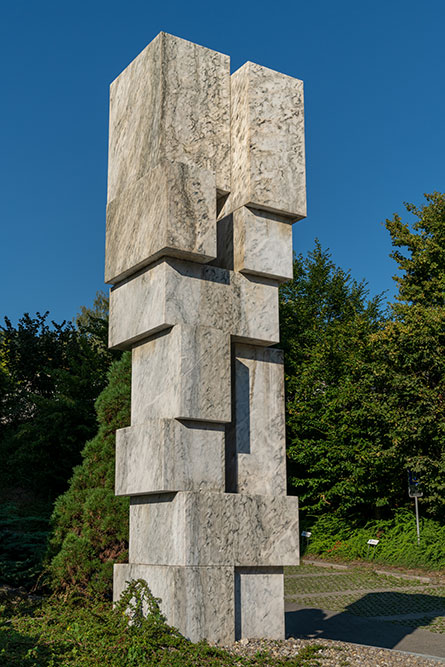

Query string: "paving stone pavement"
[[287, 585, 434, 598], [284, 561, 445, 660]]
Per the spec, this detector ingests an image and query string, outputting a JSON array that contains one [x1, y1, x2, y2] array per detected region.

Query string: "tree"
[[386, 192, 445, 309], [367, 307, 445, 519], [47, 352, 131, 597], [281, 241, 386, 518], [283, 194, 445, 523], [0, 294, 117, 498], [375, 192, 445, 519], [74, 290, 112, 373], [0, 294, 118, 587]]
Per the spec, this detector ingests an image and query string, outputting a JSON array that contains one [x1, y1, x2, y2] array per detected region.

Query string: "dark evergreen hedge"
[[47, 352, 131, 597]]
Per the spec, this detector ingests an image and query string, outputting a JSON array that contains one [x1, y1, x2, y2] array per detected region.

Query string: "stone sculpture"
[[107, 32, 306, 643]]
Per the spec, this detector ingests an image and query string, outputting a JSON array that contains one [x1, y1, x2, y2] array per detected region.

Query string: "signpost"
[[301, 530, 312, 552], [408, 471, 422, 545], [366, 538, 379, 558]]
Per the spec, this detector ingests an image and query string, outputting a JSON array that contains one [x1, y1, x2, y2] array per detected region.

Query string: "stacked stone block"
[[107, 32, 306, 643]]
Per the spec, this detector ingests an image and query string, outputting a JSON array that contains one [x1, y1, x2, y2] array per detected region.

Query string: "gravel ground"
[[222, 636, 444, 665]]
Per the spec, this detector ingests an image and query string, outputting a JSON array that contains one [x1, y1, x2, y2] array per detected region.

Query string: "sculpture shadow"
[[285, 590, 445, 651]]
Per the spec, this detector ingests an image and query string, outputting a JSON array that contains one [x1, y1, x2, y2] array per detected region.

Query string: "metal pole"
[[414, 496, 420, 545]]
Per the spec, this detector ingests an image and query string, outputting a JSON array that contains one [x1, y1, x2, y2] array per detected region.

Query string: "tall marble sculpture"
[[107, 32, 306, 644]]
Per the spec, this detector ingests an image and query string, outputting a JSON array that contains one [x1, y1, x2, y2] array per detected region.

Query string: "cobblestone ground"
[[285, 561, 445, 634]]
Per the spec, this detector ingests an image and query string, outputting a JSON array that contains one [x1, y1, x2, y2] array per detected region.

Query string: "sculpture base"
[[114, 563, 286, 643]]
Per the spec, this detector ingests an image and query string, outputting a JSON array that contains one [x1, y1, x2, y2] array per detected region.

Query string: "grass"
[[0, 580, 324, 667], [392, 616, 445, 634]]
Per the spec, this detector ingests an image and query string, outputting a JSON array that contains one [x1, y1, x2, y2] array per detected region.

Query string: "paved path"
[[285, 602, 445, 660], [284, 562, 445, 660], [287, 584, 434, 598]]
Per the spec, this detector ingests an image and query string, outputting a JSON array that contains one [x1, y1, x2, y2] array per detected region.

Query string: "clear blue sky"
[[1, 0, 444, 324]]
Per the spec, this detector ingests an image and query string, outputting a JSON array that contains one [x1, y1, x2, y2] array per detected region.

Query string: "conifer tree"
[[47, 352, 131, 597]]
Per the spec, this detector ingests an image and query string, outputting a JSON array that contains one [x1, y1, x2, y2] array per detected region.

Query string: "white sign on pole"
[[367, 539, 379, 546], [301, 531, 312, 538]]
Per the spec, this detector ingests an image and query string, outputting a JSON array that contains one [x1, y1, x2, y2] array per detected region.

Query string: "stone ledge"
[[128, 491, 299, 567], [115, 420, 225, 496], [109, 258, 279, 350]]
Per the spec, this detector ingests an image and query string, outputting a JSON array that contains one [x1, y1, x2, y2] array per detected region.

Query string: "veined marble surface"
[[131, 325, 231, 424], [107, 32, 230, 201], [129, 492, 299, 566], [108, 35, 306, 645], [108, 258, 279, 349], [115, 420, 225, 496], [219, 62, 306, 221], [233, 207, 294, 282], [105, 161, 216, 284], [235, 567, 284, 640], [214, 207, 293, 281], [114, 563, 234, 644], [226, 344, 286, 496]]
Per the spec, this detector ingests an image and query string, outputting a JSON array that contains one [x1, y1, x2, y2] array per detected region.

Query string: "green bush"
[[0, 580, 323, 666], [0, 501, 51, 587], [46, 352, 131, 597], [301, 509, 445, 569], [0, 306, 117, 501]]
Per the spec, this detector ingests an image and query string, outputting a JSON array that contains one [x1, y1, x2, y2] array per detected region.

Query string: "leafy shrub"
[[0, 501, 51, 587], [0, 306, 117, 500], [301, 509, 445, 569], [0, 580, 322, 666], [46, 353, 131, 597]]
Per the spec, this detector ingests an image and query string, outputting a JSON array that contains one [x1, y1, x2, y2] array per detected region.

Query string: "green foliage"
[[377, 193, 445, 519], [74, 291, 112, 364], [0, 580, 323, 666], [367, 306, 445, 519], [280, 241, 386, 517], [386, 192, 445, 309], [301, 509, 445, 570], [47, 352, 131, 597], [0, 297, 117, 499], [283, 193, 445, 522], [75, 291, 109, 330], [0, 294, 119, 588], [0, 501, 51, 587]]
